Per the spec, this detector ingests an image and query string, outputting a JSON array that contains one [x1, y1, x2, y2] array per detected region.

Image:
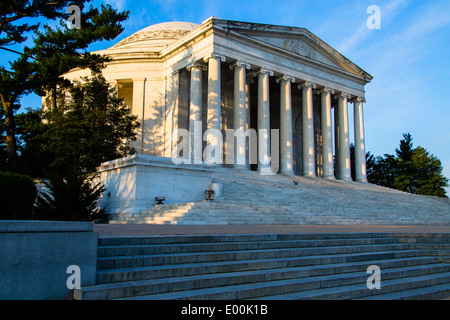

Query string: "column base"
[[258, 167, 274, 176], [323, 175, 336, 180], [233, 164, 248, 170], [303, 171, 317, 178], [280, 170, 295, 176]]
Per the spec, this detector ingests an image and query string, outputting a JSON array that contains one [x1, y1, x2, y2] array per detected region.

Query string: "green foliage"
[[21, 71, 138, 221], [367, 154, 399, 189], [43, 71, 139, 175], [0, 0, 130, 220], [34, 174, 105, 221], [367, 133, 448, 198], [394, 146, 448, 197], [0, 0, 128, 167], [0, 1, 89, 47], [0, 171, 37, 219], [30, 3, 129, 98]]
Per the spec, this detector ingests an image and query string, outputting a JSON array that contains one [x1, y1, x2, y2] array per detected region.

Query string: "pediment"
[[211, 19, 372, 80], [250, 34, 339, 65], [241, 32, 360, 75]]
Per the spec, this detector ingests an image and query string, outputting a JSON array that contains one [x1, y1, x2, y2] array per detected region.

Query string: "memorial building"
[[62, 17, 373, 215]]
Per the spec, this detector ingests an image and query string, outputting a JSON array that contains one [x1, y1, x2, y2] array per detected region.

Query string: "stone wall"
[[0, 221, 98, 300]]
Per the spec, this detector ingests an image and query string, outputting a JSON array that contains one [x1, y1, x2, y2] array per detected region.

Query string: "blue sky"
[[6, 0, 450, 193]]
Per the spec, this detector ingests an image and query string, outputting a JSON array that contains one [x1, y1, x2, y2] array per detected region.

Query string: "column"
[[336, 92, 352, 181], [300, 81, 316, 177], [246, 77, 253, 167], [353, 97, 367, 182], [132, 78, 146, 154], [204, 53, 226, 164], [321, 88, 335, 179], [277, 75, 295, 175], [187, 63, 204, 164], [230, 61, 251, 168], [257, 68, 273, 175]]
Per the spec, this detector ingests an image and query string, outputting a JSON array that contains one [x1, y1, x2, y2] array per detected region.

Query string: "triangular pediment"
[[247, 33, 341, 67], [211, 19, 372, 81]]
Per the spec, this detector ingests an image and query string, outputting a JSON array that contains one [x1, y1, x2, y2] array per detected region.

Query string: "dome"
[[110, 21, 199, 51]]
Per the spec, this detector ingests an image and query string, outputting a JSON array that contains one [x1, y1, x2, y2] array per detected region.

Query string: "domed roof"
[[110, 21, 199, 51]]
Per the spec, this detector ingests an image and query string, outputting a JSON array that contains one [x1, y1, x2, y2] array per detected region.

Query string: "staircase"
[[108, 167, 450, 225], [73, 232, 450, 300]]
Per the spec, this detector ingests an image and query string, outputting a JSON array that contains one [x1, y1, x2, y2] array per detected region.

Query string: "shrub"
[[0, 171, 37, 219]]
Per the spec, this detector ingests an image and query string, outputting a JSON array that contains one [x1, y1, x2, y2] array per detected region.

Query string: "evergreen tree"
[[33, 71, 139, 221], [366, 133, 448, 198], [0, 0, 128, 168]]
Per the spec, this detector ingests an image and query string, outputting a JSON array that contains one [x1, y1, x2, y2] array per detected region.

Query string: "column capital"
[[334, 92, 352, 100], [321, 87, 336, 94], [186, 61, 207, 72], [298, 81, 316, 90], [204, 53, 226, 63], [276, 74, 296, 84], [314, 87, 335, 96], [257, 68, 274, 77], [352, 96, 366, 103], [229, 60, 251, 71]]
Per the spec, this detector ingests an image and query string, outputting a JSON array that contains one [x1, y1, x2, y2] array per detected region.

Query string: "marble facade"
[[62, 17, 373, 212]]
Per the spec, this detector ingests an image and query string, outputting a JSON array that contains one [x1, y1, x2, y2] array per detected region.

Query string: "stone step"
[[96, 245, 428, 270], [355, 283, 450, 300], [109, 266, 450, 300], [95, 256, 439, 284], [97, 237, 420, 258], [250, 271, 450, 300], [97, 233, 450, 247], [106, 165, 450, 226], [74, 233, 450, 300]]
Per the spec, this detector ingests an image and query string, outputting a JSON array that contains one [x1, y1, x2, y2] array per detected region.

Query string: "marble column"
[[204, 53, 226, 164], [277, 75, 295, 175], [132, 78, 146, 154], [257, 68, 273, 175], [300, 81, 317, 177], [353, 97, 367, 182], [336, 92, 352, 181], [187, 63, 205, 164], [321, 88, 335, 179], [231, 61, 251, 168]]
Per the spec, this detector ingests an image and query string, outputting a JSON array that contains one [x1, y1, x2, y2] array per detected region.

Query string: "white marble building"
[[62, 17, 373, 213]]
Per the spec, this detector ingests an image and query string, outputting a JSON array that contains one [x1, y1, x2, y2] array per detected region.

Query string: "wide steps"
[[115, 266, 450, 300], [73, 233, 450, 300], [106, 167, 450, 226]]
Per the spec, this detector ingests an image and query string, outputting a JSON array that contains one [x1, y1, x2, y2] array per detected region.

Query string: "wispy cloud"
[[104, 0, 127, 11], [336, 0, 411, 56]]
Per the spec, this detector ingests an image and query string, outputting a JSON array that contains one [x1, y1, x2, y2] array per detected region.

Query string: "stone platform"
[[107, 166, 450, 226]]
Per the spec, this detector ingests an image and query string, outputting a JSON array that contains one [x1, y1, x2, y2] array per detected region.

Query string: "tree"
[[367, 154, 399, 189], [0, 0, 128, 167], [32, 71, 139, 221], [394, 146, 448, 197], [0, 1, 87, 47], [0, 51, 36, 166], [30, 3, 129, 109], [366, 133, 448, 198]]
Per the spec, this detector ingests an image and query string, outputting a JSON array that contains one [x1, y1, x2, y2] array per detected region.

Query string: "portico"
[[62, 17, 372, 183]]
